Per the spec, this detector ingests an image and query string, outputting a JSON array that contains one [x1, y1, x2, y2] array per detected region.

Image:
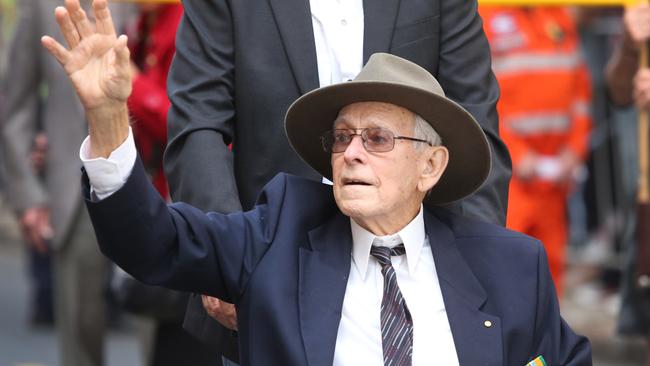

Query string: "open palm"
[[42, 0, 131, 112]]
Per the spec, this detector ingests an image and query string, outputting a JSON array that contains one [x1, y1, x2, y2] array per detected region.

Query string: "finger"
[[24, 226, 46, 253], [640, 68, 650, 79], [65, 0, 94, 39], [54, 7, 80, 48], [41, 36, 71, 65], [201, 295, 214, 310], [39, 220, 54, 240], [93, 0, 116, 37], [114, 35, 131, 75], [34, 241, 49, 254], [114, 34, 130, 65], [32, 233, 49, 254]]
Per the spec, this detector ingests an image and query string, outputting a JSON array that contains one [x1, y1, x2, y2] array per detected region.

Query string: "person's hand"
[[634, 68, 650, 110], [31, 133, 48, 175], [41, 0, 131, 158], [201, 295, 238, 331], [20, 207, 52, 253], [514, 153, 538, 180], [41, 0, 131, 114], [624, 3, 650, 45], [556, 149, 580, 183]]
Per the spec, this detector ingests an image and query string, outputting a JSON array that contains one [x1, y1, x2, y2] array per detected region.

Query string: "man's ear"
[[418, 146, 449, 193]]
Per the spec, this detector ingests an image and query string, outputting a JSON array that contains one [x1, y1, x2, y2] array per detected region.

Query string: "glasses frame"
[[320, 128, 433, 153]]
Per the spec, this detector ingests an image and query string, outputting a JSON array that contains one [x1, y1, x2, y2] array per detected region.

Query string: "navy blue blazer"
[[85, 159, 591, 366]]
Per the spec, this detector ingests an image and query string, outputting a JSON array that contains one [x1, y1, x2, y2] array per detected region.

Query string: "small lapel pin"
[[483, 320, 492, 328]]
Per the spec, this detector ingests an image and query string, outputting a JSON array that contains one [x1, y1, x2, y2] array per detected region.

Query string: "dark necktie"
[[370, 243, 413, 366]]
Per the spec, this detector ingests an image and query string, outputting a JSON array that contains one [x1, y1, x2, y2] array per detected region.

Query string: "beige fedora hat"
[[285, 53, 490, 205]]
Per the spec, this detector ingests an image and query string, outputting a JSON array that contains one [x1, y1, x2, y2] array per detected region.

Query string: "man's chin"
[[335, 198, 373, 218]]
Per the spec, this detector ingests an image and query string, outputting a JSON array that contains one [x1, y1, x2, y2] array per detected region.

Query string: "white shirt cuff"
[[79, 128, 137, 200]]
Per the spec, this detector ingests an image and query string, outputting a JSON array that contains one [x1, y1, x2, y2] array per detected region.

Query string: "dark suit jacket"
[[164, 0, 511, 355], [86, 159, 590, 366]]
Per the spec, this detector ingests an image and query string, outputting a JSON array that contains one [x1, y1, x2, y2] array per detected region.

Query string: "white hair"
[[413, 113, 442, 149]]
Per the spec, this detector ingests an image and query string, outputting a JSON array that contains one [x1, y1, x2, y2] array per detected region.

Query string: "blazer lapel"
[[362, 0, 401, 63], [299, 213, 352, 366], [268, 0, 320, 94], [425, 210, 503, 366]]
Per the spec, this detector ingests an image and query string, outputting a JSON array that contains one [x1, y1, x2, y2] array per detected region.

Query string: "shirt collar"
[[350, 205, 426, 279]]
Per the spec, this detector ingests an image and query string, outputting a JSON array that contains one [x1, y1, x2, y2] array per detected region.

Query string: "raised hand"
[[625, 3, 650, 44], [41, 0, 131, 158]]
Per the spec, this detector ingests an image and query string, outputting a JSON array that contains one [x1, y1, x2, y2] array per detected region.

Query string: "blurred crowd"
[[2, 0, 650, 365]]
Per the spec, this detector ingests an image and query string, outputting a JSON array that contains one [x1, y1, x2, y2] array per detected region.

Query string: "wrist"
[[87, 103, 130, 158]]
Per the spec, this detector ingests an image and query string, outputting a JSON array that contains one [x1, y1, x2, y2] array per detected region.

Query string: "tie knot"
[[370, 244, 406, 266]]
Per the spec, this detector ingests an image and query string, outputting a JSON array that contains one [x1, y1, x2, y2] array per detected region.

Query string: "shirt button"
[[484, 320, 492, 328], [341, 19, 347, 26]]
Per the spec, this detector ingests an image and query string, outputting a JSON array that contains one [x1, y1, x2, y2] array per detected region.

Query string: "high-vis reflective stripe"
[[572, 100, 591, 117], [506, 113, 571, 135], [492, 51, 582, 74]]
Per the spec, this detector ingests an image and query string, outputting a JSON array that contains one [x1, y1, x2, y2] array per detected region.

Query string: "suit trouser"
[[54, 206, 107, 366]]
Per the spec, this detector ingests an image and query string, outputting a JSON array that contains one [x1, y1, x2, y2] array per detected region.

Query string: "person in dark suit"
[[163, 0, 512, 359], [43, 3, 590, 364]]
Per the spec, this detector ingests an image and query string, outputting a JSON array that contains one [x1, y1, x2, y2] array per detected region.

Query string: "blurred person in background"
[[120, 2, 218, 365], [0, 0, 129, 365], [1, 0, 54, 332], [479, 6, 593, 297], [26, 130, 55, 327], [127, 2, 178, 199], [606, 2, 650, 363]]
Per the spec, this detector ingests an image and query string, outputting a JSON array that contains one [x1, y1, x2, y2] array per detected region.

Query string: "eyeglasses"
[[320, 128, 433, 153]]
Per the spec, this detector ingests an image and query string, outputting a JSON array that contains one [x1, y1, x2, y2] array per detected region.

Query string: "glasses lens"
[[329, 130, 354, 152], [363, 128, 394, 152]]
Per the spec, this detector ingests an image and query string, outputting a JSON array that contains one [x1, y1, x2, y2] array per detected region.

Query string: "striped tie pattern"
[[370, 244, 413, 366]]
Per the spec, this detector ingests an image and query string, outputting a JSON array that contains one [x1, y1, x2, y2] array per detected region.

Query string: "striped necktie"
[[370, 243, 413, 366]]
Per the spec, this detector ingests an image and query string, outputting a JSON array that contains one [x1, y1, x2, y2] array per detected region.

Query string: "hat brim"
[[285, 81, 491, 205]]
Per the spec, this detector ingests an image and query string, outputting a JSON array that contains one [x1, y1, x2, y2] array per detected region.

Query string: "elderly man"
[[42, 1, 591, 365]]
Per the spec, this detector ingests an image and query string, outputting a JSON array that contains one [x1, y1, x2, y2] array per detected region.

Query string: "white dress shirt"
[[80, 130, 136, 200], [309, 0, 364, 87], [334, 210, 459, 365]]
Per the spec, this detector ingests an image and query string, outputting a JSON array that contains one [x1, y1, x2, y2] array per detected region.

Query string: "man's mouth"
[[342, 178, 372, 186]]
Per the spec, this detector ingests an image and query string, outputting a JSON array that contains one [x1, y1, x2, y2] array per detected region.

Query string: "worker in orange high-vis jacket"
[[479, 6, 592, 296]]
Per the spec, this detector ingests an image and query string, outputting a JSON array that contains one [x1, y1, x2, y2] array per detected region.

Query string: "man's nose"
[[343, 135, 367, 162]]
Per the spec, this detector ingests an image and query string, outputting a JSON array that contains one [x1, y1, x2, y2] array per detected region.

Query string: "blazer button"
[[484, 320, 492, 328]]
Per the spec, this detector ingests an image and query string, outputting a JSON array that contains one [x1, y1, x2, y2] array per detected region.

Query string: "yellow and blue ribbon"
[[526, 356, 547, 366]]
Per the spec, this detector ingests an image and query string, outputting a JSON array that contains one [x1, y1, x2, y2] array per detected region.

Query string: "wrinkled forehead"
[[333, 102, 416, 132]]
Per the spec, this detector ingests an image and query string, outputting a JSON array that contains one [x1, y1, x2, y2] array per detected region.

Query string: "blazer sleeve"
[[163, 0, 241, 214], [437, 0, 511, 226], [85, 157, 281, 303], [0, 0, 48, 213], [530, 244, 592, 365]]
